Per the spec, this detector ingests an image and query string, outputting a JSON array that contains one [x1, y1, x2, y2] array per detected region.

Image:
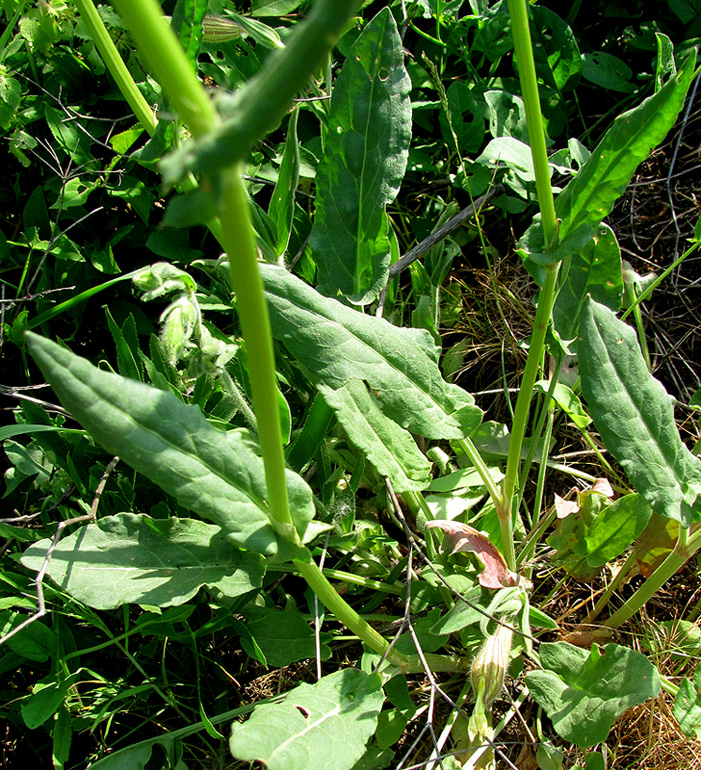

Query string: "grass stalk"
[[602, 526, 701, 629], [74, 0, 157, 136]]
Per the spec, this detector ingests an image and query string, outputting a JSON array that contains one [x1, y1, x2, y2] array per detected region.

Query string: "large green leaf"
[[25, 333, 315, 557], [20, 514, 265, 609], [575, 494, 652, 568], [524, 54, 695, 264], [311, 8, 411, 305], [318, 380, 431, 493], [262, 265, 481, 440], [525, 642, 660, 748], [229, 669, 384, 770], [579, 299, 701, 525], [552, 222, 622, 343]]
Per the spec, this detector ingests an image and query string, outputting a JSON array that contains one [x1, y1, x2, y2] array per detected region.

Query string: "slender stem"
[[496, 0, 561, 571], [603, 526, 701, 629], [111, 0, 219, 138], [220, 170, 297, 540], [74, 0, 157, 135], [622, 240, 700, 321], [500, 265, 559, 562], [456, 438, 502, 508], [506, 0, 558, 247], [294, 558, 410, 668]]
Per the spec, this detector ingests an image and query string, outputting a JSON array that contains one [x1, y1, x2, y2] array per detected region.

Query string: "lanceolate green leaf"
[[311, 8, 411, 305], [262, 265, 481, 440], [579, 298, 701, 526], [25, 333, 315, 556], [524, 54, 695, 265], [525, 642, 660, 748], [20, 514, 265, 609], [318, 380, 432, 493], [269, 108, 300, 257], [556, 54, 695, 246], [229, 669, 384, 770]]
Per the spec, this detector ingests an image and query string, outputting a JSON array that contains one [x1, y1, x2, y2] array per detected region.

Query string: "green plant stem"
[[622, 239, 700, 321], [624, 279, 652, 371], [220, 170, 297, 541], [294, 557, 411, 668], [603, 526, 701, 629], [506, 0, 558, 246], [111, 0, 218, 138], [75, 0, 157, 135], [500, 264, 559, 568], [497, 0, 561, 571], [457, 437, 502, 508]]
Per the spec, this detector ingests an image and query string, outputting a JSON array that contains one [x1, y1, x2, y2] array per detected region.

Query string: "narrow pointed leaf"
[[579, 298, 701, 525], [229, 669, 384, 770], [262, 265, 481, 440], [311, 8, 411, 304], [25, 333, 315, 556], [318, 380, 431, 493], [557, 55, 694, 242], [523, 54, 695, 264], [20, 514, 265, 609], [269, 108, 300, 257]]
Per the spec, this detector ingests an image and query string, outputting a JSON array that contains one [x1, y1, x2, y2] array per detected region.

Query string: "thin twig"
[[375, 185, 503, 317], [0, 457, 119, 647]]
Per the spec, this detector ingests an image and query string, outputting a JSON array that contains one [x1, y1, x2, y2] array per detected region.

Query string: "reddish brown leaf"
[[425, 520, 518, 589]]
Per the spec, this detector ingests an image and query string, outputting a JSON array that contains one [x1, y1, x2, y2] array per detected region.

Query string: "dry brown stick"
[[376, 185, 504, 317]]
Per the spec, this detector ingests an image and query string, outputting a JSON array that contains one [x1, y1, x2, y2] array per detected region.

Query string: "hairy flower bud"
[[201, 15, 242, 43], [471, 623, 513, 709]]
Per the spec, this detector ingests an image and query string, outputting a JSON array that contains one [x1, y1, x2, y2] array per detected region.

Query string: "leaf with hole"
[[229, 669, 384, 770]]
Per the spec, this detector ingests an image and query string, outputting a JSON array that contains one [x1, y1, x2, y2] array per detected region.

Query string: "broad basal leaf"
[[311, 8, 411, 305], [318, 380, 431, 493], [26, 333, 315, 557], [20, 513, 265, 609], [229, 669, 384, 770], [526, 642, 660, 748], [262, 265, 481, 440], [579, 298, 701, 526]]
